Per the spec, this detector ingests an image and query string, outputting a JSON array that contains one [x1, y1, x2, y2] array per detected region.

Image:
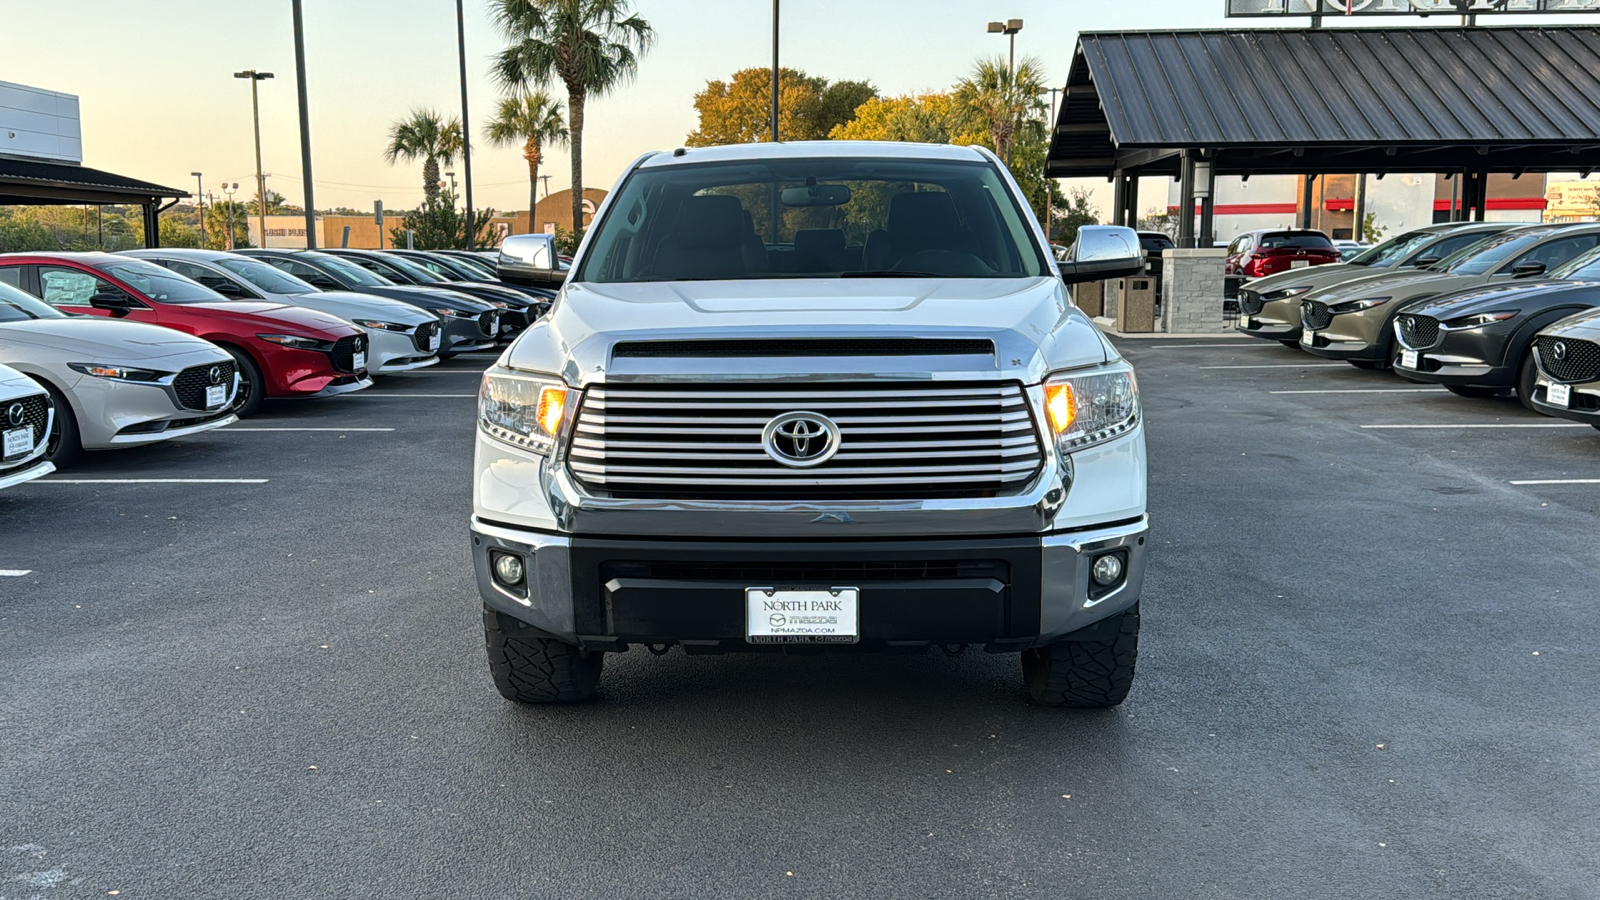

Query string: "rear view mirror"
[[1510, 262, 1547, 278], [1412, 256, 1441, 268], [1058, 226, 1144, 285], [780, 184, 851, 207]]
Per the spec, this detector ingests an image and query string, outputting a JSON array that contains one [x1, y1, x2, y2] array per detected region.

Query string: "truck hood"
[[0, 318, 228, 363], [1407, 279, 1600, 320], [510, 277, 1111, 386]]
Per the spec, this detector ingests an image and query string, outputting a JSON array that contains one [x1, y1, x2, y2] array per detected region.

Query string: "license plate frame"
[[1401, 349, 1419, 369], [746, 587, 860, 645], [2, 426, 31, 459], [1548, 382, 1572, 408], [205, 385, 226, 409], [353, 351, 367, 371], [1290, 259, 1310, 269], [428, 331, 441, 352], [1301, 328, 1315, 345]]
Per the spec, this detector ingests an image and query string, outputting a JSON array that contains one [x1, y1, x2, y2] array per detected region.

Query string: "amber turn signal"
[[536, 385, 567, 437], [1044, 383, 1076, 434]]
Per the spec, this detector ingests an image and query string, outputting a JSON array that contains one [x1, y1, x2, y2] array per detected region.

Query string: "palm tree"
[[483, 91, 569, 224], [490, 0, 654, 232], [955, 56, 1047, 165], [383, 109, 464, 203]]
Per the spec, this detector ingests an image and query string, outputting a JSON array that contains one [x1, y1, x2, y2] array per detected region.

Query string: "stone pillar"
[[1159, 247, 1229, 334]]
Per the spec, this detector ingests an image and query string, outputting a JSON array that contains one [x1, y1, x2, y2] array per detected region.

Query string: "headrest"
[[673, 195, 746, 248], [887, 192, 960, 248]]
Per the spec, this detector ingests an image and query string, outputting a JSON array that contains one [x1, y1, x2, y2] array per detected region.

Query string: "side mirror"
[[1411, 256, 1441, 268], [1510, 261, 1547, 278], [498, 233, 566, 289], [89, 288, 133, 314], [1057, 226, 1145, 285]]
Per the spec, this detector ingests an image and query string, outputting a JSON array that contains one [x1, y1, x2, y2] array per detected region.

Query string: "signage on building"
[[1228, 0, 1600, 16]]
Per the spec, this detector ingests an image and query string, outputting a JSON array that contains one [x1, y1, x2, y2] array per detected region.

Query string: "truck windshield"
[[575, 156, 1050, 282]]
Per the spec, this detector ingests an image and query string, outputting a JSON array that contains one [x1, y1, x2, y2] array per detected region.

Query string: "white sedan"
[[0, 282, 238, 467], [0, 362, 54, 489], [125, 249, 442, 373]]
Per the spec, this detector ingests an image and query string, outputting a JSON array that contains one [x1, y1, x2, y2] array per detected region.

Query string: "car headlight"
[[1042, 364, 1140, 454], [1263, 286, 1312, 301], [67, 363, 166, 383], [1441, 310, 1518, 330], [479, 370, 569, 455], [352, 319, 409, 331], [431, 307, 474, 318], [257, 333, 334, 350], [1328, 297, 1390, 313]]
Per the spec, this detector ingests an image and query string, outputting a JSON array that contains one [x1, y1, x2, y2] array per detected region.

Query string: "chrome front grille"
[[1301, 300, 1332, 331], [1238, 290, 1264, 316], [567, 382, 1046, 500], [1535, 336, 1600, 384], [1396, 314, 1441, 350]]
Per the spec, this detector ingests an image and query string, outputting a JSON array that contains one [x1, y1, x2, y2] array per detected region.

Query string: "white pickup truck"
[[471, 141, 1149, 707]]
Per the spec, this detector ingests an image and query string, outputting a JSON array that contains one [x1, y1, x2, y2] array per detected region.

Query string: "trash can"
[[1073, 280, 1104, 317], [1117, 276, 1156, 333]]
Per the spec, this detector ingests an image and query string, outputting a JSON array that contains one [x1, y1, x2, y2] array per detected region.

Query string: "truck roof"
[[635, 140, 993, 169]]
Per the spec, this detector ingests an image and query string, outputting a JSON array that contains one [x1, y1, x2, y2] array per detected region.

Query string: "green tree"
[[817, 80, 877, 136], [246, 190, 294, 216], [384, 109, 464, 203], [686, 68, 876, 146], [1007, 115, 1069, 239], [1052, 186, 1101, 246], [390, 189, 497, 250], [491, 0, 655, 232], [158, 216, 202, 248], [828, 92, 984, 144], [204, 200, 252, 250], [0, 214, 59, 252], [954, 56, 1047, 164], [484, 91, 569, 217], [1361, 212, 1386, 243]]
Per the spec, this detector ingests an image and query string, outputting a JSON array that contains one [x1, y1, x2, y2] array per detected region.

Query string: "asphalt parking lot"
[[3, 338, 1598, 899]]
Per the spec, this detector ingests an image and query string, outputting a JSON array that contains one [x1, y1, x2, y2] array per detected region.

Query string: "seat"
[[650, 195, 750, 279], [863, 192, 968, 270]]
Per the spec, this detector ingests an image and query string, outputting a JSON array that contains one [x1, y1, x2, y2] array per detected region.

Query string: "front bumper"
[[471, 516, 1148, 652], [1392, 327, 1517, 388], [368, 328, 440, 374], [1300, 318, 1389, 362], [1531, 378, 1600, 425], [76, 375, 237, 449], [1237, 295, 1303, 341], [0, 458, 54, 490], [440, 314, 499, 355]]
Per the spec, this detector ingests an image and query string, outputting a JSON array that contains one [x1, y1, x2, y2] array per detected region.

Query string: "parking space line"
[[1509, 479, 1600, 485], [0, 570, 31, 577], [36, 478, 270, 484], [1361, 424, 1586, 429], [1139, 342, 1277, 349], [358, 393, 476, 398], [1201, 363, 1347, 369], [1272, 388, 1444, 394], [221, 427, 397, 432]]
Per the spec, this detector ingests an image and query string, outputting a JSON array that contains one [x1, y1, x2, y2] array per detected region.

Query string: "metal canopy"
[[1048, 26, 1600, 179], [0, 156, 188, 248]]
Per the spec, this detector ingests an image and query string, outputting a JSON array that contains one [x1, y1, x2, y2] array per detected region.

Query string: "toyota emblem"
[[761, 411, 841, 468], [5, 402, 22, 427], [1552, 341, 1568, 362], [207, 365, 224, 386]]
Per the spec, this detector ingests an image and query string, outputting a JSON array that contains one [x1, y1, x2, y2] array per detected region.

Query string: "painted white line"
[[221, 427, 397, 432], [1510, 479, 1600, 485], [1361, 424, 1586, 430], [1272, 388, 1444, 394], [0, 569, 32, 577], [358, 393, 475, 398], [1142, 342, 1279, 349], [1201, 363, 1347, 369], [37, 478, 271, 484]]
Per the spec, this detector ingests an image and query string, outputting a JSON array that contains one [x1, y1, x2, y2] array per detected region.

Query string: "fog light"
[[1091, 553, 1124, 587], [492, 551, 525, 587]]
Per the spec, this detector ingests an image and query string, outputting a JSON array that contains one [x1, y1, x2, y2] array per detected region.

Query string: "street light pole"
[[771, 0, 780, 142], [986, 18, 1024, 166], [191, 172, 204, 246], [222, 182, 239, 250], [291, 0, 318, 248], [234, 70, 274, 250], [456, 0, 477, 249], [1044, 87, 1060, 242]]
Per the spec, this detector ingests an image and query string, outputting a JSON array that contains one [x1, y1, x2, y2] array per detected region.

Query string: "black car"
[[321, 249, 536, 333], [1392, 246, 1600, 408], [382, 249, 555, 314], [235, 249, 501, 358]]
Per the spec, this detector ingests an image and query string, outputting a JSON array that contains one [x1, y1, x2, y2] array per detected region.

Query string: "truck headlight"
[[1042, 363, 1139, 454], [479, 370, 568, 455]]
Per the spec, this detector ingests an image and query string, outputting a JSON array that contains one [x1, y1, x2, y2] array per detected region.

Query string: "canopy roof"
[[0, 155, 187, 206], [1047, 26, 1600, 178]]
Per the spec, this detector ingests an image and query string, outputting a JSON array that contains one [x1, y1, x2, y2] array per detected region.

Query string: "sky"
[[1, 0, 1594, 216]]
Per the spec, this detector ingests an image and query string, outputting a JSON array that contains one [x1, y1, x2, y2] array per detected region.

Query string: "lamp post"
[[455, 0, 476, 249], [291, 0, 318, 248], [222, 182, 239, 250], [771, 0, 781, 142], [1043, 86, 1060, 242], [234, 69, 274, 253], [445, 170, 458, 199], [191, 172, 204, 245], [986, 18, 1024, 165]]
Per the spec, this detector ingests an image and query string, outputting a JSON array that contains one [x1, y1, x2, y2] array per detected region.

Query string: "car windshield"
[[1550, 246, 1600, 280], [406, 255, 465, 280], [101, 260, 225, 303], [217, 257, 317, 294], [372, 255, 445, 283], [1347, 230, 1435, 267], [1440, 230, 1553, 276], [575, 155, 1050, 282], [0, 281, 66, 321], [318, 256, 392, 287]]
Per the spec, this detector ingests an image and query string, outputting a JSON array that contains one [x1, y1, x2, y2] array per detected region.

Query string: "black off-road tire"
[[483, 606, 603, 704], [1446, 384, 1501, 399], [1021, 604, 1140, 708]]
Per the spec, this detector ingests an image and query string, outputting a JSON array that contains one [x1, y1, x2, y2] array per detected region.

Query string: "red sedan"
[[1224, 229, 1342, 279], [0, 253, 370, 416]]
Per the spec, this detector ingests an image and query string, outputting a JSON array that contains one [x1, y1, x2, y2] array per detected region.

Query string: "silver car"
[[0, 362, 54, 490], [0, 281, 238, 467], [124, 249, 443, 373]]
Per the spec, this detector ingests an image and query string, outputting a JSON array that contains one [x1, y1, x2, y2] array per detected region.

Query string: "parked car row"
[[0, 247, 557, 482], [1236, 220, 1600, 430]]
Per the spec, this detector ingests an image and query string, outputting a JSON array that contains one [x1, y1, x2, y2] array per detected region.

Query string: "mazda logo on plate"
[[5, 402, 22, 427], [762, 411, 841, 468], [1553, 341, 1568, 362], [207, 365, 224, 386]]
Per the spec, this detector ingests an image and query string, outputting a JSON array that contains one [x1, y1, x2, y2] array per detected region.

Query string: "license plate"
[[205, 385, 226, 409], [1290, 259, 1310, 269], [1301, 328, 1314, 345], [1240, 318, 1253, 331], [353, 351, 367, 371], [2, 427, 31, 458], [746, 588, 859, 644], [428, 331, 441, 351], [1401, 350, 1418, 369], [1548, 382, 1572, 407]]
